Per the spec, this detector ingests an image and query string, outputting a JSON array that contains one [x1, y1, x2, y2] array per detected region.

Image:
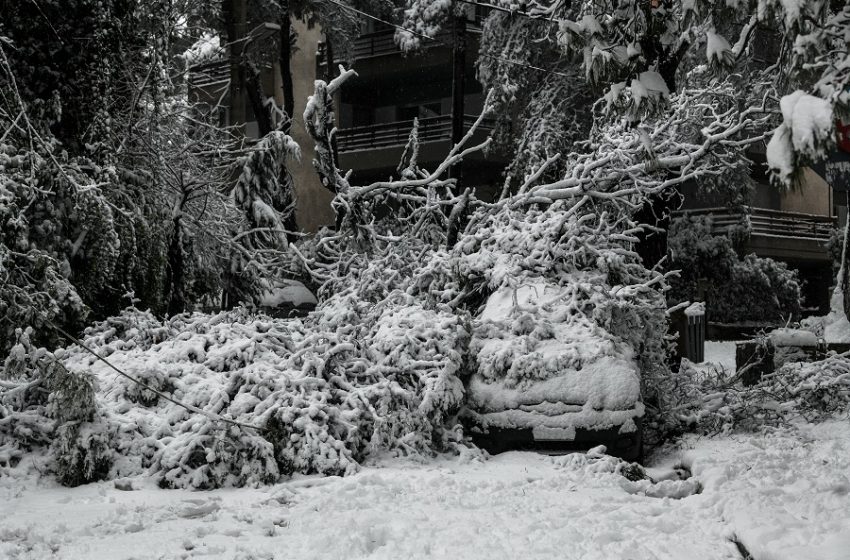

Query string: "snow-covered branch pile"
[[658, 353, 850, 439], [0, 328, 109, 486], [1, 62, 688, 488], [0, 304, 471, 488]]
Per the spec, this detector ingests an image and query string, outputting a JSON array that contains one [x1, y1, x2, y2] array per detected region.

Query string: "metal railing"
[[336, 115, 493, 152], [675, 206, 836, 240], [318, 25, 480, 64], [188, 59, 229, 89]]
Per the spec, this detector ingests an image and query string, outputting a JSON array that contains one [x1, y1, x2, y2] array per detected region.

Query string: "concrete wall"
[[780, 167, 833, 216], [680, 166, 834, 217]]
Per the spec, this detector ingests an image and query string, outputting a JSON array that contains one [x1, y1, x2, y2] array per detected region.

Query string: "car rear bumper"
[[465, 417, 644, 463]]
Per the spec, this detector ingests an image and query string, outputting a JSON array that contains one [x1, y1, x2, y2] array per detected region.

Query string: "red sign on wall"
[[837, 120, 850, 154]]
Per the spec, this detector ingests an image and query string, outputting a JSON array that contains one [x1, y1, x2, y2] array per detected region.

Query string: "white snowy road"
[[1, 419, 849, 560]]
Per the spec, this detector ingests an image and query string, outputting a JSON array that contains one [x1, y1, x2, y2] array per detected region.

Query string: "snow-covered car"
[[461, 279, 644, 461], [258, 279, 318, 318]]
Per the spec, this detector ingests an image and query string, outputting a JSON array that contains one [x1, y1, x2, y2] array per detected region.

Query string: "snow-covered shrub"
[[1, 330, 55, 449], [716, 255, 803, 323], [668, 215, 802, 323], [0, 327, 111, 486], [229, 131, 300, 303], [52, 421, 112, 487], [0, 148, 89, 358], [155, 421, 278, 489]]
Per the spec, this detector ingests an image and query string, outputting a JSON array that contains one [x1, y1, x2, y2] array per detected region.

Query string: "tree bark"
[[245, 63, 273, 136], [166, 215, 187, 316], [324, 34, 341, 170], [450, 12, 467, 184], [278, 0, 294, 135]]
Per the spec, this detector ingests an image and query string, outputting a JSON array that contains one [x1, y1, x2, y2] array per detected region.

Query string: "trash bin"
[[675, 302, 705, 363]]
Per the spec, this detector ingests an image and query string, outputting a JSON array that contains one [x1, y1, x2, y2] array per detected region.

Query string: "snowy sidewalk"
[[2, 420, 848, 560]]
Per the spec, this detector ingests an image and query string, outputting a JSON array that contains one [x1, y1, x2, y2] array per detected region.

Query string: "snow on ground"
[[702, 341, 737, 373], [684, 420, 850, 560], [800, 289, 850, 344], [2, 418, 849, 560], [3, 341, 847, 560]]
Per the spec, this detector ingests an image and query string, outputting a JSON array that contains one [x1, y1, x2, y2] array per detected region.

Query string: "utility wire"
[[321, 0, 572, 79], [47, 320, 265, 433], [455, 0, 559, 21], [323, 0, 436, 42]]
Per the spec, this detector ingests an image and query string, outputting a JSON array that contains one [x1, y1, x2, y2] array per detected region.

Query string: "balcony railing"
[[318, 24, 480, 64], [675, 207, 836, 240], [336, 115, 493, 152], [188, 59, 230, 89]]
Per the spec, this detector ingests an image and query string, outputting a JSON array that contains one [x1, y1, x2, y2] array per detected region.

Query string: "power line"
[[320, 0, 572, 79], [322, 0, 435, 43], [48, 320, 265, 433], [455, 0, 559, 21]]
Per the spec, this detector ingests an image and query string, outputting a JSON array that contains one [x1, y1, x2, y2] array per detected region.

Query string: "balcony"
[[188, 59, 229, 89], [317, 16, 489, 70], [674, 206, 836, 263], [318, 28, 461, 64], [335, 114, 502, 182], [336, 115, 493, 153]]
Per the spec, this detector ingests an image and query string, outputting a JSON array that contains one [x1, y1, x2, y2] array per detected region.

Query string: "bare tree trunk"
[[842, 191, 850, 319], [166, 215, 187, 316], [278, 0, 294, 134], [324, 34, 336, 82], [324, 34, 340, 170], [245, 63, 273, 136], [450, 11, 466, 183], [166, 185, 190, 316]]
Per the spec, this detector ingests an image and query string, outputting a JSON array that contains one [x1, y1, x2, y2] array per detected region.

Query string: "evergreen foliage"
[[668, 215, 802, 323]]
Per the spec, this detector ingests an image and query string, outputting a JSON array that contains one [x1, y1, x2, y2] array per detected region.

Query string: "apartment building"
[[320, 13, 506, 199]]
